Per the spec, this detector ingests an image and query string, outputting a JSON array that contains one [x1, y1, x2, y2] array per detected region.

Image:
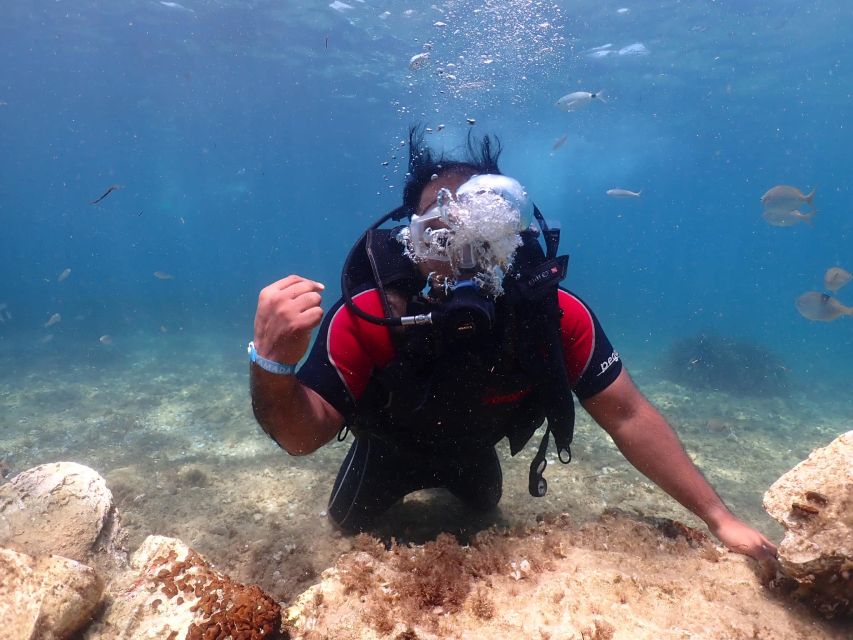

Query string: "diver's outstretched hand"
[[254, 275, 325, 366], [710, 513, 778, 569]]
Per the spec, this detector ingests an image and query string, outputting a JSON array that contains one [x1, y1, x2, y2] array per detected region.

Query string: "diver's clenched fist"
[[253, 275, 325, 367]]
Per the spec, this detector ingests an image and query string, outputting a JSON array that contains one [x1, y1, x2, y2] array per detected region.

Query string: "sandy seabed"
[[0, 332, 849, 637]]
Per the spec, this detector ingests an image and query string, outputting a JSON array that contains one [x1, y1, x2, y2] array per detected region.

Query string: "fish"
[[551, 134, 569, 151], [618, 43, 649, 56], [329, 1, 354, 12], [154, 271, 175, 280], [89, 184, 123, 205], [761, 185, 816, 213], [795, 291, 853, 322], [44, 313, 61, 328], [824, 267, 852, 292], [555, 90, 606, 111], [586, 49, 614, 59], [99, 335, 113, 345], [159, 1, 195, 11], [57, 268, 71, 283], [409, 52, 430, 71], [761, 208, 816, 227], [606, 188, 641, 198]]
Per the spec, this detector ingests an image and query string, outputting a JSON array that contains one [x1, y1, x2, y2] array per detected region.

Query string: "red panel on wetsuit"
[[327, 289, 396, 401], [558, 289, 596, 387]]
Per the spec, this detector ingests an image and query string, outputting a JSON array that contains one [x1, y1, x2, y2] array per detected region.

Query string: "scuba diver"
[[249, 127, 777, 565]]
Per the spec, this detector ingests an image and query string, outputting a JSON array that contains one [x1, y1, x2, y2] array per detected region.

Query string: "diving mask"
[[399, 174, 532, 296]]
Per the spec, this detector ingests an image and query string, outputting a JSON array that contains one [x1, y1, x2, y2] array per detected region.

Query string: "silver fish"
[[159, 1, 195, 12], [761, 208, 816, 227], [618, 43, 649, 57], [153, 271, 175, 280], [795, 291, 853, 322], [44, 313, 61, 328], [761, 185, 816, 213], [824, 267, 852, 292], [57, 268, 71, 283], [555, 90, 606, 111], [606, 188, 641, 198]]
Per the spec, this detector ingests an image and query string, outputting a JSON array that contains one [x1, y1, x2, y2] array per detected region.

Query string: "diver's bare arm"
[[580, 368, 733, 528], [250, 364, 343, 455], [582, 368, 778, 562]]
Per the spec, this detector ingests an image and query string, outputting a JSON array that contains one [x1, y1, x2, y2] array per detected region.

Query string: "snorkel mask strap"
[[532, 203, 559, 260], [341, 205, 434, 327]]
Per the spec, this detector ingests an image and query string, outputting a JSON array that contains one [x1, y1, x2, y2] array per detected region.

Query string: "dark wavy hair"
[[402, 125, 503, 214]]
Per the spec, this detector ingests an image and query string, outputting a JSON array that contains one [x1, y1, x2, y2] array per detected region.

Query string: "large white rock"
[[0, 546, 103, 640], [84, 535, 283, 640], [0, 461, 122, 564], [763, 431, 852, 617]]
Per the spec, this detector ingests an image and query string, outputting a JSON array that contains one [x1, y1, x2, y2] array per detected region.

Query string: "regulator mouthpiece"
[[398, 174, 531, 296]]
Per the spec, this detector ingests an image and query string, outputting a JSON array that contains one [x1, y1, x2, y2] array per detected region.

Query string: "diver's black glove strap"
[[528, 426, 553, 498]]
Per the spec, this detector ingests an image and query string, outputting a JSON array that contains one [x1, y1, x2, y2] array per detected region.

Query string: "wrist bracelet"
[[248, 341, 297, 376]]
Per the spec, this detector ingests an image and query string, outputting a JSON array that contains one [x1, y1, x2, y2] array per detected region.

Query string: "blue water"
[[0, 0, 850, 604], [2, 0, 851, 378]]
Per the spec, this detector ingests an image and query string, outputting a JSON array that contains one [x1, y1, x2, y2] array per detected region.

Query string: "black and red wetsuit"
[[296, 288, 622, 532]]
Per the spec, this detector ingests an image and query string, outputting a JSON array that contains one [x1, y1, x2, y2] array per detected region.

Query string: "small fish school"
[[764, 185, 853, 322]]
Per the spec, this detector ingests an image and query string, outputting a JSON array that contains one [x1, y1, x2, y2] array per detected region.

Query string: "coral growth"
[[661, 333, 789, 396]]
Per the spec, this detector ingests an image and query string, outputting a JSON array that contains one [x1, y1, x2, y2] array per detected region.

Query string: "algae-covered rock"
[[661, 333, 789, 396], [85, 535, 284, 640], [764, 431, 852, 617], [284, 512, 845, 639]]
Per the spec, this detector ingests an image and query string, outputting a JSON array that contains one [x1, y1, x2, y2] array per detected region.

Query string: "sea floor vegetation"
[[0, 332, 847, 615], [660, 333, 791, 397]]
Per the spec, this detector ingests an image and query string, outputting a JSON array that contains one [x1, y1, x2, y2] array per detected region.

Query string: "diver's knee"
[[453, 480, 502, 511], [477, 483, 502, 510], [327, 499, 377, 535]]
